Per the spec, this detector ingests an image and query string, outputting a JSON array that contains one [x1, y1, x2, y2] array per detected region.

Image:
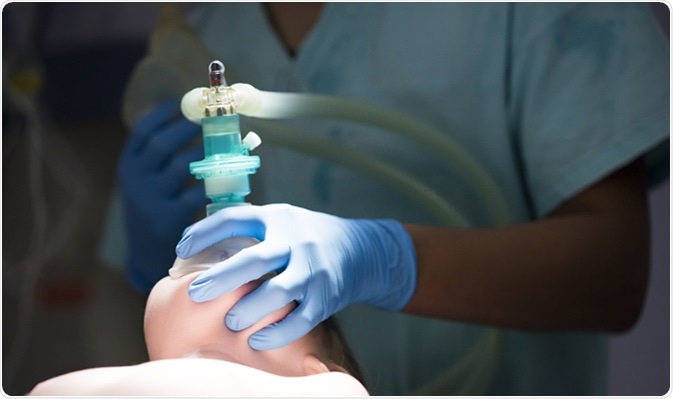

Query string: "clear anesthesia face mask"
[[169, 236, 260, 279]]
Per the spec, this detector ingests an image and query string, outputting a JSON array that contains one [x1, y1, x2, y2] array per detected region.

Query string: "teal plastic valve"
[[186, 61, 262, 216]]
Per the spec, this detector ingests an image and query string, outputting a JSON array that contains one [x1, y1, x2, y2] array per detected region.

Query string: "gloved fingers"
[[224, 265, 306, 331], [247, 300, 317, 351], [187, 241, 290, 303], [155, 147, 204, 197], [172, 146, 204, 175], [139, 119, 202, 172], [127, 99, 181, 152], [177, 206, 268, 258], [178, 184, 207, 212]]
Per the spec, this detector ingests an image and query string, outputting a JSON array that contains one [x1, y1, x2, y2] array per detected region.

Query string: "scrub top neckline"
[[254, 3, 337, 68]]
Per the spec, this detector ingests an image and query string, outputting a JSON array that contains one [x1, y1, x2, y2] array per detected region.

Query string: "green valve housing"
[[184, 60, 262, 216]]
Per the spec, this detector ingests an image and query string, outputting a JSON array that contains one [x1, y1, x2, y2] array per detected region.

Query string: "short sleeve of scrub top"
[[508, 3, 669, 217]]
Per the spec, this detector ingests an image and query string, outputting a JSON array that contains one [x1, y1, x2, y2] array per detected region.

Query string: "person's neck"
[[264, 3, 325, 56]]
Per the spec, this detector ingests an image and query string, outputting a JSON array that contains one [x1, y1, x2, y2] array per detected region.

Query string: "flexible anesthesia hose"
[[245, 118, 471, 227], [183, 84, 512, 226]]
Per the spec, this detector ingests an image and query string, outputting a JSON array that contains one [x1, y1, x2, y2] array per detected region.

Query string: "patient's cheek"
[[144, 275, 225, 359], [143, 275, 268, 360]]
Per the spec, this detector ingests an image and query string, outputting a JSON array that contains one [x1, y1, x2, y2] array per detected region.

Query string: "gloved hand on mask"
[[118, 99, 207, 292], [176, 203, 417, 350]]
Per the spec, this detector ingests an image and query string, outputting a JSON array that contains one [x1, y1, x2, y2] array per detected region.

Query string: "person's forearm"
[[402, 160, 650, 332]]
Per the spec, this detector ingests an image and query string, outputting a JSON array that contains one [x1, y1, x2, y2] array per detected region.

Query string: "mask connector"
[[183, 60, 261, 215]]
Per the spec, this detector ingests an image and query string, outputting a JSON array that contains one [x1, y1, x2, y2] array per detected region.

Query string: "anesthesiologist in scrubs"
[[105, 2, 669, 395]]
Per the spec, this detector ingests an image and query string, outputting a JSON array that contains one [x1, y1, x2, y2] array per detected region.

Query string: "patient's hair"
[[319, 317, 365, 387]]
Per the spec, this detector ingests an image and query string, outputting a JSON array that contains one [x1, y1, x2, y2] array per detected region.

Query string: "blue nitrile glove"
[[176, 203, 417, 350], [118, 99, 207, 293]]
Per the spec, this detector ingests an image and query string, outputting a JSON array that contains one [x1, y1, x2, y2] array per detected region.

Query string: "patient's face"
[[144, 239, 322, 377]]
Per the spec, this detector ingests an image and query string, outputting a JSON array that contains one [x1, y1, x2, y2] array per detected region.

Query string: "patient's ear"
[[303, 354, 348, 375]]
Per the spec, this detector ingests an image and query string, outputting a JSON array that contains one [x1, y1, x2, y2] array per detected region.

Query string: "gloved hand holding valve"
[[118, 99, 208, 292], [176, 203, 417, 350]]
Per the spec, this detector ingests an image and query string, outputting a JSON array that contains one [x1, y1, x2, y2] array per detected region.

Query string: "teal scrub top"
[[187, 3, 669, 395], [105, 2, 669, 396]]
